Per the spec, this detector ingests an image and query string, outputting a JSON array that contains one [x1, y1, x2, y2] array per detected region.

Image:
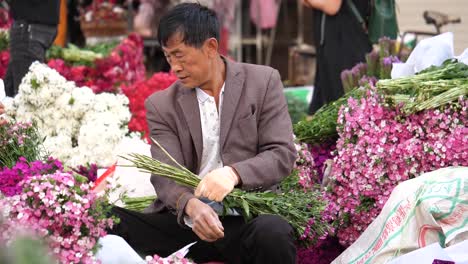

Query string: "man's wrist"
[[226, 166, 241, 186], [185, 197, 199, 216]]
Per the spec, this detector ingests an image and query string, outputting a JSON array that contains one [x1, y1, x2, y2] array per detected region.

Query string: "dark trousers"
[[110, 207, 297, 264], [4, 21, 57, 97]]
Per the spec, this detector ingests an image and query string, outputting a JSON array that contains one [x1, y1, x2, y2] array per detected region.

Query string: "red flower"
[[123, 72, 177, 137], [48, 34, 146, 94], [0, 50, 10, 79]]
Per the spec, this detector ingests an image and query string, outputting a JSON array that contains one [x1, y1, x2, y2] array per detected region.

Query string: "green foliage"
[[378, 59, 468, 114], [0, 236, 54, 264], [0, 31, 8, 51], [46, 42, 118, 66], [293, 88, 366, 144], [285, 93, 308, 124], [0, 121, 46, 168]]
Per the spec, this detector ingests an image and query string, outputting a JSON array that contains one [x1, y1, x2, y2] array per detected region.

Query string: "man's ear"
[[204, 38, 219, 58]]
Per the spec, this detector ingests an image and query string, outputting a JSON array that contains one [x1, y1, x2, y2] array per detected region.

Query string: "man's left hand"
[[195, 166, 240, 202]]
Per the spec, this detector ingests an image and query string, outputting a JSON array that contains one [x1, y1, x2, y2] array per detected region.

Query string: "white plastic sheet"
[[332, 167, 468, 264], [97, 136, 155, 206], [391, 32, 456, 78], [388, 240, 468, 264]]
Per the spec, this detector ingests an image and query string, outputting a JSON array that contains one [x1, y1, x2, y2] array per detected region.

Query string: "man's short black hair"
[[158, 3, 220, 48]]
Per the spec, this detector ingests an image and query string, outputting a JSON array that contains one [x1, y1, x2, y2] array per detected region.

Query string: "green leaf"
[[242, 199, 250, 219]]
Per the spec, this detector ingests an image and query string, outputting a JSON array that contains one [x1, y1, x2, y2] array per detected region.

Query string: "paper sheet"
[[96, 235, 197, 264]]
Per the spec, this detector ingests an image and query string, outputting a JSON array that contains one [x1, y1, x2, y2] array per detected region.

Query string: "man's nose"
[[171, 62, 183, 73]]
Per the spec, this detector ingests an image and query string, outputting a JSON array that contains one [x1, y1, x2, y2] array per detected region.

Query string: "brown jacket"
[[144, 58, 296, 224]]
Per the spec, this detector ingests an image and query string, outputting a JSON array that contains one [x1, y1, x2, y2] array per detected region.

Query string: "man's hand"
[[0, 103, 6, 126], [301, 0, 312, 8], [185, 198, 224, 242], [194, 166, 240, 202]]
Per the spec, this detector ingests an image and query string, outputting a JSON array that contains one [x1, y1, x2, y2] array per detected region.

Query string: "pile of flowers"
[[0, 121, 45, 169], [327, 89, 467, 246], [294, 141, 319, 189], [308, 141, 336, 181], [123, 72, 177, 137], [8, 62, 131, 167], [47, 34, 145, 94], [0, 170, 115, 263], [297, 236, 345, 264], [0, 157, 62, 197], [292, 142, 344, 263]]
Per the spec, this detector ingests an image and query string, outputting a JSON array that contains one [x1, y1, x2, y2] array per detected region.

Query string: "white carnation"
[[9, 63, 131, 168]]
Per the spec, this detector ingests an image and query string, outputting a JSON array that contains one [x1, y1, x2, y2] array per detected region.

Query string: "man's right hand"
[[185, 198, 224, 242]]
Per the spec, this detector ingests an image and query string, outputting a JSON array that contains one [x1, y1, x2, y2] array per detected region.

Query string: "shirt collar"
[[196, 83, 225, 103]]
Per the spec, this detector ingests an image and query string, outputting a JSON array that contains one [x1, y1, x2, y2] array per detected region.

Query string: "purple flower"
[[327, 89, 467, 246], [0, 157, 63, 196], [73, 164, 98, 182]]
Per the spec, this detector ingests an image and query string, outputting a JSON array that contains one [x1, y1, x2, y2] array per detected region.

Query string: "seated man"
[[110, 3, 297, 263]]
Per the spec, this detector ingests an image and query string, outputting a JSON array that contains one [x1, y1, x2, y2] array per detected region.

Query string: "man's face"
[[162, 33, 212, 88]]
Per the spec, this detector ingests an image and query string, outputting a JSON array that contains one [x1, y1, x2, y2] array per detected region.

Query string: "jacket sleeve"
[[230, 69, 297, 191], [145, 97, 195, 226]]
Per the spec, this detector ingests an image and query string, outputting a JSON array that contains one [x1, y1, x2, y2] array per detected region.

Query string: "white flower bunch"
[[10, 62, 131, 167]]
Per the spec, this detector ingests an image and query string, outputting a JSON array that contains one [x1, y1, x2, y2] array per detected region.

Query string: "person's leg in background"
[[4, 21, 30, 97], [4, 21, 57, 97]]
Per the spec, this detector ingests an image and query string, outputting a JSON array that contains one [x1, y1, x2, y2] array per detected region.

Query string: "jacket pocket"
[[237, 114, 258, 152]]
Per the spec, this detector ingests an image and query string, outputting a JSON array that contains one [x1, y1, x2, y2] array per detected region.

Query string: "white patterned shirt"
[[195, 83, 225, 178], [184, 83, 238, 227]]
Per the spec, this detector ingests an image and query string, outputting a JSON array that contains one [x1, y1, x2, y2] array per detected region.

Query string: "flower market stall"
[[292, 34, 468, 263], [0, 2, 467, 259]]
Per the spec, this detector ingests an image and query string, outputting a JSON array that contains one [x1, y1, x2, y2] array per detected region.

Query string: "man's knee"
[[249, 215, 294, 246]]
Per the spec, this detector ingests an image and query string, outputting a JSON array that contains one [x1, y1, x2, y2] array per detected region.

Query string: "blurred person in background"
[[133, 0, 171, 38], [4, 0, 60, 97], [302, 0, 371, 114]]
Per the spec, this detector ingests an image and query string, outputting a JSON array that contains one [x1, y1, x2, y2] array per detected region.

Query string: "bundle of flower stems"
[[293, 87, 365, 144], [377, 59, 468, 114], [122, 195, 158, 212], [122, 139, 330, 246]]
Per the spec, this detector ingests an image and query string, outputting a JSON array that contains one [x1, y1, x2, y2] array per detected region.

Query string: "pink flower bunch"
[[294, 142, 319, 189], [327, 90, 468, 246], [145, 253, 195, 264], [1, 171, 115, 264], [308, 141, 336, 182], [0, 157, 62, 197], [0, 121, 45, 169], [47, 34, 145, 94]]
